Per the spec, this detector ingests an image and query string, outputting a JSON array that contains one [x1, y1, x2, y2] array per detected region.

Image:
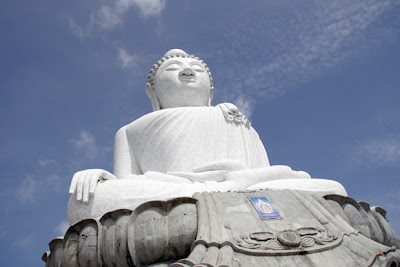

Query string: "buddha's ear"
[[208, 87, 214, 106], [145, 83, 160, 111]]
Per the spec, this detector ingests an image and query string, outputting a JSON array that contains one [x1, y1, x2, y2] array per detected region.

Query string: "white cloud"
[[96, 0, 166, 29], [14, 173, 62, 204], [69, 130, 113, 171], [15, 176, 36, 204], [12, 233, 34, 248], [71, 130, 98, 160], [97, 5, 123, 29], [216, 0, 397, 101], [68, 18, 85, 39], [68, 0, 166, 36], [118, 48, 137, 69], [129, 0, 166, 17], [55, 220, 70, 237], [234, 94, 255, 119], [38, 159, 57, 167], [68, 15, 95, 39], [349, 136, 400, 167], [0, 225, 7, 239]]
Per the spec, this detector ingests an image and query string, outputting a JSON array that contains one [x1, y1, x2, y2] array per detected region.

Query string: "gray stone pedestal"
[[43, 189, 400, 266]]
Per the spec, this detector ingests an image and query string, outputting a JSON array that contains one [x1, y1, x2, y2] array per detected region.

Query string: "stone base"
[[43, 189, 400, 266]]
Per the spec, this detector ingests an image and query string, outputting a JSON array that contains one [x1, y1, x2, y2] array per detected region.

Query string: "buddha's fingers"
[[88, 173, 98, 196], [76, 173, 84, 201], [82, 173, 92, 203], [224, 102, 239, 114], [101, 171, 117, 180], [217, 103, 229, 115], [69, 172, 79, 195]]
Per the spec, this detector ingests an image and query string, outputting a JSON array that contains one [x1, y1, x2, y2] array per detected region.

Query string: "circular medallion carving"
[[277, 231, 301, 247]]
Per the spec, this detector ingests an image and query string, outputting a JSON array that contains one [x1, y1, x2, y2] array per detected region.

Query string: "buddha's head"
[[146, 49, 214, 111]]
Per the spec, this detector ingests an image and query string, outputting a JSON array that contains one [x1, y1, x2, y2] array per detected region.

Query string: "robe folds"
[[125, 106, 270, 174]]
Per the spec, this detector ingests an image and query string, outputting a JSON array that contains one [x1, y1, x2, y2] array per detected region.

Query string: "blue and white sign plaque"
[[249, 196, 281, 219]]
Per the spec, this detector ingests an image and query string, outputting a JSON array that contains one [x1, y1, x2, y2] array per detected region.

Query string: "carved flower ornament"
[[233, 225, 338, 251]]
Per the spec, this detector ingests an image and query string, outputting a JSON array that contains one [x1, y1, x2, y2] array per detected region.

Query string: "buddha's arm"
[[69, 125, 141, 203], [113, 125, 141, 178]]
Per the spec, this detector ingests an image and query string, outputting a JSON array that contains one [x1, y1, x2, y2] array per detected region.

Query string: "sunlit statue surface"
[[68, 49, 346, 225]]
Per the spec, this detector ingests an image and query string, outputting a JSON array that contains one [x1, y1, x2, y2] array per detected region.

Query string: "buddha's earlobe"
[[145, 83, 161, 111], [208, 88, 214, 106]]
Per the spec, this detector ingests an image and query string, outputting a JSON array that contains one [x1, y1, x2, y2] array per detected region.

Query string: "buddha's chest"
[[126, 107, 269, 173]]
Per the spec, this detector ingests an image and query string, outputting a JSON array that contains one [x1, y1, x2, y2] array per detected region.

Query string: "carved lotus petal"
[[301, 237, 315, 247], [314, 237, 324, 245], [244, 237, 260, 245], [249, 232, 275, 241], [297, 227, 318, 236], [320, 237, 334, 242], [260, 240, 285, 250], [238, 240, 259, 249]]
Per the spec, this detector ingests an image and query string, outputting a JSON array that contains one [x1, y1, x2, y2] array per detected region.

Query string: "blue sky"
[[1, 0, 400, 266]]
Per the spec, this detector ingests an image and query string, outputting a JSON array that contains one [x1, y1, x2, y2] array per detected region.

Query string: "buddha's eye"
[[192, 65, 204, 73], [166, 64, 180, 71]]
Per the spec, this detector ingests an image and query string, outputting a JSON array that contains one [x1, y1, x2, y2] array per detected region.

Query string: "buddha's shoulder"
[[122, 106, 220, 134]]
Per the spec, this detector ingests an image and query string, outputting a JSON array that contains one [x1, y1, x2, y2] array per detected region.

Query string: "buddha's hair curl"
[[147, 51, 214, 92]]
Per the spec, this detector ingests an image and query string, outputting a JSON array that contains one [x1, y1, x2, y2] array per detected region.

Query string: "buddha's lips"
[[179, 76, 197, 82]]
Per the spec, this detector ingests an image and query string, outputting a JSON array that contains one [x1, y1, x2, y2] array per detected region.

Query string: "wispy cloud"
[[234, 94, 255, 119], [129, 0, 166, 17], [216, 0, 398, 108], [70, 0, 166, 35], [38, 159, 57, 168], [71, 130, 98, 160], [12, 233, 34, 248], [248, 0, 394, 97], [14, 130, 108, 205], [55, 220, 69, 237], [0, 225, 8, 239], [118, 48, 137, 69], [15, 176, 36, 204], [97, 5, 123, 29], [68, 129, 113, 171], [348, 135, 400, 167], [68, 16, 95, 39], [15, 173, 61, 204]]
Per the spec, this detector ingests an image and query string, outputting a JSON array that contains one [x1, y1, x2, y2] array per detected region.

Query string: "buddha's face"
[[153, 57, 212, 109]]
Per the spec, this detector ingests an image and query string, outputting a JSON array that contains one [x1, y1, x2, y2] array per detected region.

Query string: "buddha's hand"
[[168, 160, 247, 183], [217, 103, 251, 127], [69, 169, 116, 203]]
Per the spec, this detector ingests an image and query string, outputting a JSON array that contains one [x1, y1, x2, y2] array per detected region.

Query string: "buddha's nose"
[[179, 67, 196, 77]]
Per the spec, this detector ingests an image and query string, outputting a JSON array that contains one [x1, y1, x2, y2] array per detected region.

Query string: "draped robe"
[[125, 106, 270, 174]]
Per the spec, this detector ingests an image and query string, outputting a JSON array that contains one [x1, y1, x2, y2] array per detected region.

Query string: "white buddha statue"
[[68, 49, 346, 225]]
